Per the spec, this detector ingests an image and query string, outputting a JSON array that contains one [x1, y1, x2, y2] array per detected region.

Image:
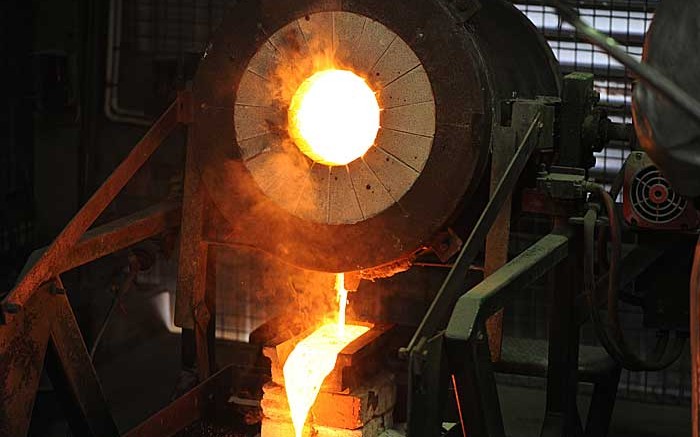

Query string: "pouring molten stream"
[[282, 274, 369, 437]]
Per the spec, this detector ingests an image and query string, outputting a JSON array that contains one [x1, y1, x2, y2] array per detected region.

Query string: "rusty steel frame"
[[173, 120, 219, 382], [0, 284, 121, 437], [0, 93, 189, 436], [1, 96, 185, 316], [124, 365, 235, 437]]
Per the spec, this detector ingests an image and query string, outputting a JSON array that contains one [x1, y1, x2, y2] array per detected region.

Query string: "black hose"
[[583, 186, 686, 371]]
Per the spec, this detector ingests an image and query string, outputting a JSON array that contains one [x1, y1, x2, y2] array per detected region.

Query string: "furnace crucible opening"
[[288, 69, 381, 167]]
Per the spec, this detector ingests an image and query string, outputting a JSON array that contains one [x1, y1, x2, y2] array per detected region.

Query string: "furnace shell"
[[190, 0, 560, 273]]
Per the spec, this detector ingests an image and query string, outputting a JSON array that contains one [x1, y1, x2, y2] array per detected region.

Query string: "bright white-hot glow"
[[282, 274, 369, 437], [289, 69, 380, 166], [336, 273, 347, 336]]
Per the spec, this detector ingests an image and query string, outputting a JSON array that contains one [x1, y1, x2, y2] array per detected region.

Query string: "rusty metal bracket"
[[1, 98, 183, 323], [0, 285, 120, 437]]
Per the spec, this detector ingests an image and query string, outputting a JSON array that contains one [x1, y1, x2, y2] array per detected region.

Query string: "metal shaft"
[[551, 1, 700, 125]]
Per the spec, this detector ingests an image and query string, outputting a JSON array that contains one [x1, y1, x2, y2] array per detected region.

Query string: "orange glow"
[[282, 274, 369, 437], [288, 69, 380, 166]]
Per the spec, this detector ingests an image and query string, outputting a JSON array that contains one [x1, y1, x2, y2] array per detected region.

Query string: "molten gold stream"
[[282, 274, 369, 437]]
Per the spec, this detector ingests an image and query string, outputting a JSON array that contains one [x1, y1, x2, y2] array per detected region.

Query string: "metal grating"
[[512, 0, 656, 184], [122, 0, 229, 56]]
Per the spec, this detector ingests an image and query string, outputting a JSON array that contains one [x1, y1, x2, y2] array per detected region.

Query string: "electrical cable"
[[583, 184, 686, 371]]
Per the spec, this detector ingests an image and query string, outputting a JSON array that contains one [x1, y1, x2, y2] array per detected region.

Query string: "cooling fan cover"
[[623, 152, 699, 230]]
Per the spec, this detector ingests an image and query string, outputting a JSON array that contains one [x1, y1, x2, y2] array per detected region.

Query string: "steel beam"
[[405, 110, 544, 355], [0, 285, 54, 437], [3, 99, 182, 316], [17, 200, 181, 282], [445, 232, 570, 343], [45, 293, 120, 437], [540, 229, 583, 437], [0, 285, 119, 437]]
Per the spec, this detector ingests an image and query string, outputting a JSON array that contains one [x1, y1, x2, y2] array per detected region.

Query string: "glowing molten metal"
[[282, 274, 369, 437], [289, 69, 380, 166]]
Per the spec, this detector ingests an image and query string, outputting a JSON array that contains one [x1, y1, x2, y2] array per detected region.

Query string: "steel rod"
[[403, 111, 543, 356], [550, 1, 700, 125]]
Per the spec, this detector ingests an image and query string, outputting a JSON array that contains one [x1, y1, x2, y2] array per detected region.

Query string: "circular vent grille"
[[631, 166, 687, 224]]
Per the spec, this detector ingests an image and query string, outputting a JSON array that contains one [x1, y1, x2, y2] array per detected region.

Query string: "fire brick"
[[261, 373, 396, 430], [261, 415, 387, 437]]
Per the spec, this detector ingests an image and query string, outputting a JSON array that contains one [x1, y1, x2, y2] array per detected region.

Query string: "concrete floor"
[[499, 384, 690, 437]]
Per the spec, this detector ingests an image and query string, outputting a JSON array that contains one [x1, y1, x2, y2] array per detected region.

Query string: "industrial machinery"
[[623, 152, 699, 231], [1, 0, 699, 437]]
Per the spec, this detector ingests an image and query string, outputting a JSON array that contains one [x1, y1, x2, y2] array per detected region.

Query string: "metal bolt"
[[3, 303, 21, 314]]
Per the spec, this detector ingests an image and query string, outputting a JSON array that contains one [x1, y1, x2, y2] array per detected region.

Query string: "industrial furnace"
[[2, 0, 700, 437]]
